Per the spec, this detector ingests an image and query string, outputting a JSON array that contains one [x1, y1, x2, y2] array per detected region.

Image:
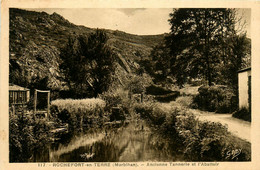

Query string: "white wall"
[[238, 70, 251, 109]]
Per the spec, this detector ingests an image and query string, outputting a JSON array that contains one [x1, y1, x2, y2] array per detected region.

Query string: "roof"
[[9, 84, 30, 91], [238, 67, 251, 73]]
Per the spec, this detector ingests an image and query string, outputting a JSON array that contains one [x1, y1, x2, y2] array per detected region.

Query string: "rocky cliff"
[[9, 8, 165, 91]]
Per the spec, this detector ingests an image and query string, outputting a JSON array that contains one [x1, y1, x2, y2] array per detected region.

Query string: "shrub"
[[192, 85, 236, 113], [134, 102, 154, 119], [134, 102, 167, 127], [139, 104, 251, 161], [233, 107, 251, 122], [175, 110, 250, 161], [9, 114, 52, 162], [126, 74, 148, 94], [51, 98, 106, 128], [99, 88, 132, 117], [175, 96, 193, 108]]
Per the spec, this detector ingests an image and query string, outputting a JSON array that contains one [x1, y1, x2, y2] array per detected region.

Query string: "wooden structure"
[[9, 84, 30, 105], [9, 84, 30, 115], [238, 67, 251, 111], [34, 89, 50, 119]]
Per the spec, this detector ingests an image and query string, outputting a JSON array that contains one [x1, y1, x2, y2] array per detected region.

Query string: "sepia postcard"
[[1, 0, 260, 169]]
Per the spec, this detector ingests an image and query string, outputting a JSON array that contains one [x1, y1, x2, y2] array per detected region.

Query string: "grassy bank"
[[51, 98, 107, 128], [134, 102, 251, 161]]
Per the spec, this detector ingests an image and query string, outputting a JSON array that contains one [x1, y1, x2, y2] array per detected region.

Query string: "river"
[[30, 118, 182, 162]]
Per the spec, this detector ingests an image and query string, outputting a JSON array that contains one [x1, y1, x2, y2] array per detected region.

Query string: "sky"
[[27, 8, 251, 37]]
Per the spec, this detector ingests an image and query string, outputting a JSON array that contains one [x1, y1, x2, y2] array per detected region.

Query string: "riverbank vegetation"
[[134, 101, 251, 161], [9, 113, 53, 162], [51, 98, 106, 129]]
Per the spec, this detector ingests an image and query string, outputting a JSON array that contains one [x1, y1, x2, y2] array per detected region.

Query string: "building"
[[9, 84, 30, 105], [238, 67, 251, 110]]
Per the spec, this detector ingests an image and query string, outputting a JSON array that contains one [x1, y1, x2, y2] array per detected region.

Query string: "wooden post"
[[12, 104, 15, 115], [34, 89, 37, 117], [47, 91, 50, 120]]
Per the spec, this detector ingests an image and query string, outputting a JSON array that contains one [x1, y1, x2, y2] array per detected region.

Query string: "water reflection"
[[32, 120, 178, 162]]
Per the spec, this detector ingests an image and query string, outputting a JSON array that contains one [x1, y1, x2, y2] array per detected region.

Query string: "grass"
[[51, 98, 106, 128], [51, 98, 106, 115]]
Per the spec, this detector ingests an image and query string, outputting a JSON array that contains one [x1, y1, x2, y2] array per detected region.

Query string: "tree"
[[166, 8, 237, 87], [60, 29, 115, 98], [218, 33, 251, 90]]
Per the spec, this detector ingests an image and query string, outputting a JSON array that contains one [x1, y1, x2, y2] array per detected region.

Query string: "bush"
[[126, 74, 150, 94], [173, 110, 250, 161], [175, 96, 193, 108], [134, 102, 167, 127], [9, 114, 52, 162], [139, 104, 251, 161], [192, 85, 236, 113], [233, 107, 251, 122], [134, 102, 154, 119], [51, 98, 106, 128]]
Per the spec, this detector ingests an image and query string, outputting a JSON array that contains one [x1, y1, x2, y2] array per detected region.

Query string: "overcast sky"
[[27, 8, 251, 37]]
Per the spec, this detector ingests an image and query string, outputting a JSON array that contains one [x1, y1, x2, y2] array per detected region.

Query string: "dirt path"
[[190, 109, 251, 142]]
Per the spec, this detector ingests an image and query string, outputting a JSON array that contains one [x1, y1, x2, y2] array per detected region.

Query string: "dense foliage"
[[60, 29, 116, 98], [141, 42, 171, 84], [147, 9, 250, 90], [167, 8, 238, 86], [134, 102, 251, 161], [192, 85, 237, 113], [9, 114, 52, 162]]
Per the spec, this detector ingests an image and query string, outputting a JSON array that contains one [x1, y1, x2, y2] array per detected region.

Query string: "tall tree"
[[218, 33, 251, 90], [166, 8, 237, 86], [142, 42, 171, 84], [60, 29, 115, 98]]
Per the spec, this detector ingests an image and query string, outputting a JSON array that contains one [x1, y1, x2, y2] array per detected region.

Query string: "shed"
[[238, 67, 251, 110], [9, 84, 30, 105]]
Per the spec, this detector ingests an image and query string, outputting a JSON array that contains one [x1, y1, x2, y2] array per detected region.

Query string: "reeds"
[[51, 98, 106, 116]]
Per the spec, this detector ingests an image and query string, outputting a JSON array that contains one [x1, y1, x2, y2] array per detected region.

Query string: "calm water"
[[30, 119, 181, 162]]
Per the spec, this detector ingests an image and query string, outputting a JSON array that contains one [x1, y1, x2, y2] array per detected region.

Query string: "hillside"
[[9, 8, 165, 91]]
